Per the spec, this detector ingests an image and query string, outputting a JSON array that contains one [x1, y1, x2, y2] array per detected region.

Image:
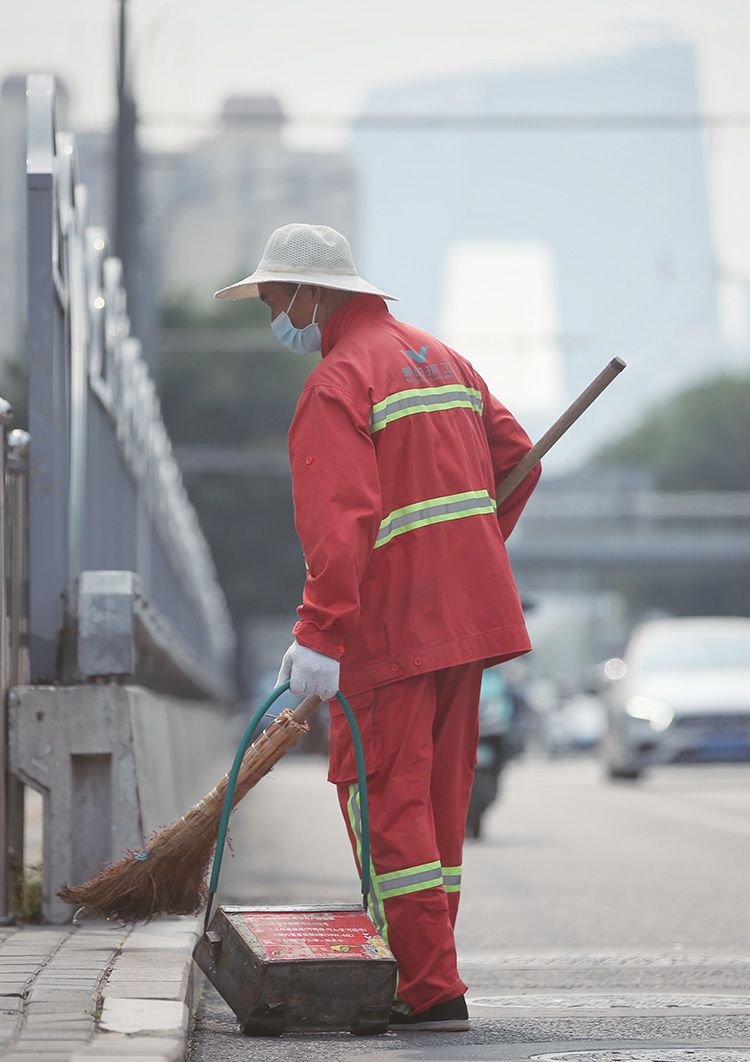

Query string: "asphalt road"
[[189, 754, 750, 1062]]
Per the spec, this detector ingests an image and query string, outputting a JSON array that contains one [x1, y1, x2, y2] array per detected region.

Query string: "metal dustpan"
[[193, 686, 397, 1037]]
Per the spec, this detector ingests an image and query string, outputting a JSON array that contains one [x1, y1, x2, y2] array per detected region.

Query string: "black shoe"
[[389, 994, 470, 1032]]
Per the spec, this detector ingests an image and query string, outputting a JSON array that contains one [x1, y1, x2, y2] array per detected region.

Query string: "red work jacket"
[[288, 294, 541, 697]]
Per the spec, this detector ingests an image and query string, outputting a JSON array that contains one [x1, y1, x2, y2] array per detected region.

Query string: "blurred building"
[[353, 41, 732, 468], [146, 95, 357, 307]]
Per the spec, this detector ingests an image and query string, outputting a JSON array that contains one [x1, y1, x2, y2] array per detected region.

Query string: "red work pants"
[[327, 661, 484, 1013]]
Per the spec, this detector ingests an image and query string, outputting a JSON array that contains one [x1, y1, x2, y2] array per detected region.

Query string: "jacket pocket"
[[327, 689, 381, 785]]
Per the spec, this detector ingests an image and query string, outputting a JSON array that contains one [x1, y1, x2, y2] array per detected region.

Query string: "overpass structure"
[[509, 487, 750, 580]]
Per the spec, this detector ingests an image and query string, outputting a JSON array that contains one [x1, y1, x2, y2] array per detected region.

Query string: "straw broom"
[[56, 357, 625, 924], [57, 696, 320, 922]]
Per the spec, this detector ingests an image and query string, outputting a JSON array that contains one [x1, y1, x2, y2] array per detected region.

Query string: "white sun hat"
[[214, 223, 397, 301]]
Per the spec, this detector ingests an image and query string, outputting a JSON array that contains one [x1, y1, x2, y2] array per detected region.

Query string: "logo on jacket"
[[400, 342, 457, 383]]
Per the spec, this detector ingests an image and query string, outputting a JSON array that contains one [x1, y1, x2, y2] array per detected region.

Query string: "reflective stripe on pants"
[[333, 662, 483, 1014]]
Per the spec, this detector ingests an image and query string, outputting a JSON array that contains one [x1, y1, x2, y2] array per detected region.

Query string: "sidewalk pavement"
[[0, 916, 200, 1061]]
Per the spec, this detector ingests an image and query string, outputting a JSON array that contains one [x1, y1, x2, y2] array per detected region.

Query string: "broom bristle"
[[56, 709, 309, 922], [57, 801, 224, 921]]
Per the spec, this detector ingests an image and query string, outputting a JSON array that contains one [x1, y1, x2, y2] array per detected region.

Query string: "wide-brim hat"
[[214, 222, 398, 301]]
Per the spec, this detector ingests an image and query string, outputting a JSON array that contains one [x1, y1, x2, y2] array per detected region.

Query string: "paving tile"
[[4, 1053, 78, 1061], [8, 941, 67, 950], [106, 966, 188, 985], [14, 1037, 91, 1049], [108, 952, 188, 969], [100, 981, 185, 1000], [25, 1001, 96, 1015], [62, 942, 122, 952], [34, 978, 101, 989], [65, 933, 126, 943], [48, 950, 115, 959], [69, 1035, 183, 1059], [1, 938, 65, 945], [28, 985, 95, 998], [24, 1019, 94, 1033], [129, 918, 198, 933], [44, 959, 113, 968], [99, 998, 187, 1035], [0, 958, 57, 966], [113, 957, 188, 971], [70, 1056, 173, 1062], [19, 1028, 94, 1042]]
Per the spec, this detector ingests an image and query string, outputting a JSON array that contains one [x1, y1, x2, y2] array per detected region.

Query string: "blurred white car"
[[603, 616, 750, 780]]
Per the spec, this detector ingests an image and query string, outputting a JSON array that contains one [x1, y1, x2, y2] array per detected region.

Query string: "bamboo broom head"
[[56, 708, 309, 922]]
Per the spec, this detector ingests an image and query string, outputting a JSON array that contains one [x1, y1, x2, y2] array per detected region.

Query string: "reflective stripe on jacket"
[[289, 294, 541, 696]]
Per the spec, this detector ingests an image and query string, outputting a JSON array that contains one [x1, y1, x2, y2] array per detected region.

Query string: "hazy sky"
[[4, 2, 750, 138], [4, 1, 750, 316]]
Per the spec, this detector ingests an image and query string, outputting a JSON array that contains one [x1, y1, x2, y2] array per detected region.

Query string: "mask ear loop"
[[286, 283, 302, 315]]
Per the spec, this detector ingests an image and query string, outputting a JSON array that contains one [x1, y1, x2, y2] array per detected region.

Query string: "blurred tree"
[[594, 372, 750, 490], [591, 370, 750, 624], [156, 293, 311, 625], [0, 357, 28, 430]]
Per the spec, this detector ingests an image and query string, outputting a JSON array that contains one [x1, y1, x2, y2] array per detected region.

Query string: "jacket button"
[[305, 456, 314, 466], [414, 656, 423, 666], [336, 644, 344, 655], [391, 662, 400, 673]]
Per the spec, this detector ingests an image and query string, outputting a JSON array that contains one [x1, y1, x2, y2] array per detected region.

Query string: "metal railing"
[[26, 74, 235, 695], [0, 400, 30, 916]]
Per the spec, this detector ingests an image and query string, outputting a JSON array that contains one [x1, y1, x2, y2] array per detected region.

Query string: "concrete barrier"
[[9, 685, 238, 924]]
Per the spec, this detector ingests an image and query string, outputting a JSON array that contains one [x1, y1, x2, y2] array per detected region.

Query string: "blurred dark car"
[[602, 616, 750, 781]]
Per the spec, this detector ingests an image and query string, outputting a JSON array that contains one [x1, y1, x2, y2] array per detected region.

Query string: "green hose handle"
[[203, 681, 371, 933]]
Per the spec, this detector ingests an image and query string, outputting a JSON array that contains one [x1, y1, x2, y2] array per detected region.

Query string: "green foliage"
[[157, 296, 311, 625], [10, 857, 43, 924], [594, 372, 750, 490], [592, 370, 750, 623], [0, 357, 29, 431]]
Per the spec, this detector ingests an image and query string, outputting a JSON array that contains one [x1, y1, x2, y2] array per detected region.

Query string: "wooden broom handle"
[[495, 356, 626, 506], [292, 693, 322, 724]]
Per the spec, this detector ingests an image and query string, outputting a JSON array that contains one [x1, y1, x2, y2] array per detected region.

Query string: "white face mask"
[[270, 285, 321, 355]]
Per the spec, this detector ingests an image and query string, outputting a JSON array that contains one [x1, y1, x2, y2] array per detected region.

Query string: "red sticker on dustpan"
[[241, 910, 390, 961]]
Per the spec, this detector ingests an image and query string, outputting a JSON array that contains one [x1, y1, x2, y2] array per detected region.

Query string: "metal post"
[[0, 398, 13, 917], [6, 430, 31, 912], [7, 432, 30, 688], [27, 74, 70, 683]]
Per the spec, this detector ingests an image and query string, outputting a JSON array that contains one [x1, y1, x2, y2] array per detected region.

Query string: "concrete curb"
[[0, 916, 201, 1061]]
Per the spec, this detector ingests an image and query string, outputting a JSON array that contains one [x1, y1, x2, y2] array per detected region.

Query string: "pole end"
[[203, 894, 215, 935]]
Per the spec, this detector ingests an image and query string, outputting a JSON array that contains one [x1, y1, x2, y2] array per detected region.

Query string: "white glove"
[[276, 640, 340, 701]]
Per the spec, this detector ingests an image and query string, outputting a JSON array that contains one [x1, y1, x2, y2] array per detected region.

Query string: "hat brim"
[[214, 270, 398, 301]]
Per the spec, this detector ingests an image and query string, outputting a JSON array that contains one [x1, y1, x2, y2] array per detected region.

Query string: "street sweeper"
[[213, 222, 541, 1032]]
